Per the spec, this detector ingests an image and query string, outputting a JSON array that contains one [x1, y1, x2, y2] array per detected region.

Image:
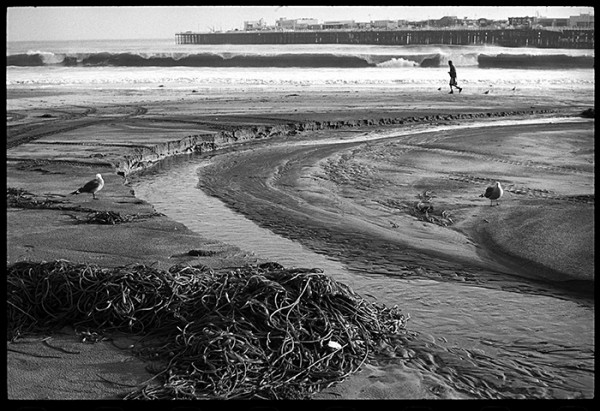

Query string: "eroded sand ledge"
[[113, 108, 559, 175], [6, 86, 594, 399]]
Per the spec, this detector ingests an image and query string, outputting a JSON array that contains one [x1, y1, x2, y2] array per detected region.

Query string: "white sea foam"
[[6, 65, 594, 90], [377, 57, 420, 67]]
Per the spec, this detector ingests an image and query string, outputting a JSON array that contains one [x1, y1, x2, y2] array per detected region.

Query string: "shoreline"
[[6, 87, 594, 400]]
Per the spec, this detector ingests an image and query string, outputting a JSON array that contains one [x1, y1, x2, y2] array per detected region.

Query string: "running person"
[[448, 60, 463, 94]]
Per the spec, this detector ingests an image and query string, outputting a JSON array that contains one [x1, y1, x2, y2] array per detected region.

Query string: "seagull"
[[480, 181, 503, 206], [70, 173, 104, 199]]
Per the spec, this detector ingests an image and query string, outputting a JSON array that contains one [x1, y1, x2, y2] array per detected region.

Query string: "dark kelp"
[[7, 260, 408, 399], [7, 188, 162, 224]]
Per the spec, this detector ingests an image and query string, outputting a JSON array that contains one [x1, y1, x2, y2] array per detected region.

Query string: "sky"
[[6, 6, 595, 42]]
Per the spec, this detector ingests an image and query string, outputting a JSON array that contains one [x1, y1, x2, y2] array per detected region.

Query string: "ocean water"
[[6, 38, 595, 91]]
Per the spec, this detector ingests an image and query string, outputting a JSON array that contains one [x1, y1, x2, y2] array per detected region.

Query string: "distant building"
[[372, 20, 399, 29], [508, 13, 593, 29], [276, 17, 318, 30], [276, 18, 294, 30], [297, 18, 319, 28], [508, 16, 536, 28], [537, 17, 569, 28], [244, 19, 266, 31], [569, 13, 594, 28], [438, 16, 460, 27], [323, 20, 357, 30], [462, 18, 478, 27], [412, 19, 435, 28], [477, 18, 493, 27]]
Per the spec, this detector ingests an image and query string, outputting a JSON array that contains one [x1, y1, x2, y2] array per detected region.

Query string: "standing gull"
[[480, 181, 503, 206], [70, 173, 104, 199]]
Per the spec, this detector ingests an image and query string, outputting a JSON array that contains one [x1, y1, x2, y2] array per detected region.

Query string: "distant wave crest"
[[7, 51, 375, 68], [478, 54, 594, 69], [6, 50, 594, 69]]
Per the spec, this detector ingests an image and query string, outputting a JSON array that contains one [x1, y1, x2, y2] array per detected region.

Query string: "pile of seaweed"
[[77, 210, 164, 225], [7, 187, 61, 210], [7, 260, 408, 399], [411, 190, 454, 227]]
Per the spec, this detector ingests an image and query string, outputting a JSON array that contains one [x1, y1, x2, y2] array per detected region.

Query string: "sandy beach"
[[6, 84, 594, 401]]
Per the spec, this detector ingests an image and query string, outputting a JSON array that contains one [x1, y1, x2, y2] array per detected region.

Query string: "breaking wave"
[[6, 50, 594, 69]]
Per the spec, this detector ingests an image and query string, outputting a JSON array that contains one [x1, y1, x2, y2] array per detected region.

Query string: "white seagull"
[[480, 181, 503, 206], [70, 173, 104, 199]]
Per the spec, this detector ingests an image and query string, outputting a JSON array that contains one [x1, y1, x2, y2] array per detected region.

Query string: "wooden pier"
[[176, 28, 594, 49]]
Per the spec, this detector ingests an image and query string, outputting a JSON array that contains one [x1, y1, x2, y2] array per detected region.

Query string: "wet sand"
[[6, 84, 594, 400], [197, 117, 594, 299]]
